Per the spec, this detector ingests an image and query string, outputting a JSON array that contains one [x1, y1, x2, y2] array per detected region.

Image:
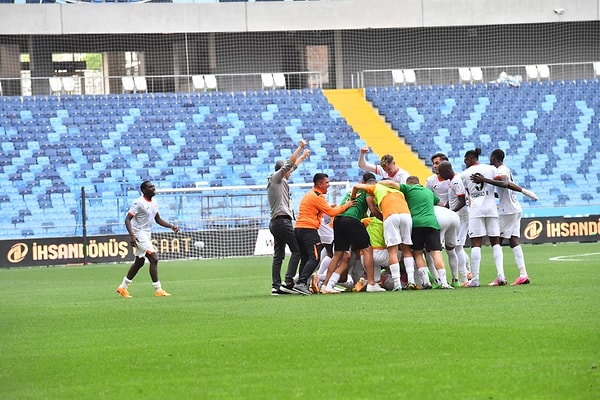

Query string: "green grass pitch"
[[1, 242, 598, 399]]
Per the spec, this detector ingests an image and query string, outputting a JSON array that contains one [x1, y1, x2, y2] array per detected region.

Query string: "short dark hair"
[[362, 172, 376, 183], [431, 152, 448, 162], [491, 148, 505, 162], [140, 180, 152, 191], [313, 172, 328, 185], [464, 148, 482, 159], [274, 160, 285, 171]]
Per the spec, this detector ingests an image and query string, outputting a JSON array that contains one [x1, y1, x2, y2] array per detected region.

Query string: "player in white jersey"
[[469, 149, 538, 286], [424, 153, 462, 287], [358, 146, 410, 184], [425, 152, 451, 206], [438, 161, 470, 284], [460, 148, 506, 287], [116, 181, 180, 298]]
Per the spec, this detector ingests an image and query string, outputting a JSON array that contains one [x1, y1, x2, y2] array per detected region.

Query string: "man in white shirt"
[[438, 160, 471, 285], [425, 152, 461, 287], [358, 146, 410, 184], [460, 148, 505, 287], [470, 149, 538, 286], [116, 181, 180, 298]]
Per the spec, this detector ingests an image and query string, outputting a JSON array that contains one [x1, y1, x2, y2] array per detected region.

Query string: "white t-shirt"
[[425, 174, 450, 205], [447, 173, 468, 219], [128, 195, 159, 235], [368, 163, 409, 184], [495, 164, 522, 215], [460, 163, 499, 218]]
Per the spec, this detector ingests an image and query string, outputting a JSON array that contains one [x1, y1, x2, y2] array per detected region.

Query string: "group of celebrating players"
[[268, 139, 538, 296]]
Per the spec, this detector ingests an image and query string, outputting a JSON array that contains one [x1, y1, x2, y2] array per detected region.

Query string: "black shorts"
[[333, 216, 371, 252], [411, 227, 442, 251]]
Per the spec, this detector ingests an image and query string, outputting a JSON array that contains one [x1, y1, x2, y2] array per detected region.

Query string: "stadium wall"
[[0, 0, 598, 34]]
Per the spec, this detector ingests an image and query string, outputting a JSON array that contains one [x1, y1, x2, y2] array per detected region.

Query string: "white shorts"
[[383, 213, 413, 247], [434, 207, 459, 249], [371, 249, 390, 268], [468, 216, 500, 238], [318, 221, 334, 245], [133, 231, 156, 258], [456, 213, 470, 246], [499, 212, 522, 239]]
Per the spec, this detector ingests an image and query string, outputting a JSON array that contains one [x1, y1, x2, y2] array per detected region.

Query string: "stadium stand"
[[0, 88, 367, 237], [365, 79, 600, 213], [1, 79, 599, 238]]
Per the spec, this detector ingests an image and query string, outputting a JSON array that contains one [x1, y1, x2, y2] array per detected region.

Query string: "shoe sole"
[[510, 279, 530, 285], [279, 286, 298, 295], [292, 288, 311, 295]]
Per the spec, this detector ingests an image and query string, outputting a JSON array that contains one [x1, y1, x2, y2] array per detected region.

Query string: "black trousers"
[[269, 217, 301, 289], [295, 227, 323, 286]]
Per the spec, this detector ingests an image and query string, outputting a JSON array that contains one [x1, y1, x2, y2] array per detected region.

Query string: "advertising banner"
[[520, 215, 600, 244], [1, 216, 597, 267]]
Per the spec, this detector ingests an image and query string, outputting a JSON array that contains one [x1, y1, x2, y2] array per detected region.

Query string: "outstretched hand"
[[345, 199, 357, 208], [360, 146, 369, 154], [521, 188, 538, 201]]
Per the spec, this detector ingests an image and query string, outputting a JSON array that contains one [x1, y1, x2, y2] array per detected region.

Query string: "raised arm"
[[358, 146, 378, 175], [295, 149, 311, 168], [289, 139, 307, 164]]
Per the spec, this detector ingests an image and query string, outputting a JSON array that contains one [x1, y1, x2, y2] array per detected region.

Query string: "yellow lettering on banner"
[[545, 220, 600, 238]]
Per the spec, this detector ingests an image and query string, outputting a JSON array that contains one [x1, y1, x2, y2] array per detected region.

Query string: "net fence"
[[1, 21, 598, 97]]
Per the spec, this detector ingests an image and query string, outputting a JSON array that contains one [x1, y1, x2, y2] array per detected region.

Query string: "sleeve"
[[127, 200, 140, 217], [316, 194, 349, 217]]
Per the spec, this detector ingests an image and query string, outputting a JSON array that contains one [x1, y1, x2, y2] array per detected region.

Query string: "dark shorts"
[[333, 216, 371, 252], [411, 226, 442, 251]]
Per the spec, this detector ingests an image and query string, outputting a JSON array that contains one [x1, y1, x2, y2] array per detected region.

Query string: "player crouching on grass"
[[116, 180, 179, 298]]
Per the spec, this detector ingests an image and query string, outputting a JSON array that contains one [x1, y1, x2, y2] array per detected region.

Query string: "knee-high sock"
[[437, 268, 448, 285], [318, 255, 331, 282], [455, 245, 469, 282], [492, 244, 505, 278], [512, 245, 528, 276], [470, 247, 481, 281], [404, 256, 416, 284], [389, 262, 401, 287], [446, 248, 458, 280]]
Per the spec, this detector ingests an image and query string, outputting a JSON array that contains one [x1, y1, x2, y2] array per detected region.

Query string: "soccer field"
[[1, 242, 598, 400]]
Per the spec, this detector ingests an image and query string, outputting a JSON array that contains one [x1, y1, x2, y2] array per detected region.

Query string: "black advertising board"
[[520, 215, 600, 244]]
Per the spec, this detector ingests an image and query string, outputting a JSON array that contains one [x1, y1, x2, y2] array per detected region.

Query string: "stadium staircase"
[[323, 89, 431, 182]]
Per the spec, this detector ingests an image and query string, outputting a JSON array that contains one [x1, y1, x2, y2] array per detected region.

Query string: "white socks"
[[492, 244, 505, 279], [120, 277, 132, 288], [470, 247, 481, 281], [512, 245, 528, 277], [446, 248, 458, 280], [403, 257, 416, 284], [318, 255, 332, 282]]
